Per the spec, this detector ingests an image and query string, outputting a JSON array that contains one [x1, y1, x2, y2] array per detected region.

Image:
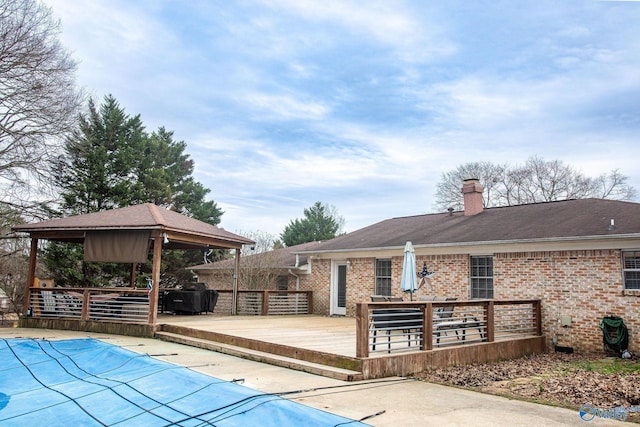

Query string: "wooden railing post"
[[262, 291, 270, 315], [424, 303, 433, 350], [307, 291, 313, 314], [355, 303, 369, 358], [534, 300, 542, 336], [81, 289, 90, 320], [486, 300, 495, 342]]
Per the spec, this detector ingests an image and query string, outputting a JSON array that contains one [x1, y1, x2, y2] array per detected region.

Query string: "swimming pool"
[[0, 338, 368, 426]]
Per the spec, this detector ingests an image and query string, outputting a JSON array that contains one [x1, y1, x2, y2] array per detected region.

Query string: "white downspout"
[[288, 268, 299, 290], [288, 254, 301, 312]]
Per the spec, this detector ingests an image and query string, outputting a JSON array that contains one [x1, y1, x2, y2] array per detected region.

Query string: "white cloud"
[[423, 78, 543, 131], [42, 0, 640, 236], [241, 92, 330, 120], [258, 0, 456, 62], [46, 1, 173, 59]]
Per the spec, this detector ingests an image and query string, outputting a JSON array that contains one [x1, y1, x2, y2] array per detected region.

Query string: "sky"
[[43, 0, 640, 237]]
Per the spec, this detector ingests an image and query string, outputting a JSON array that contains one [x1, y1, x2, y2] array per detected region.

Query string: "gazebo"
[[12, 203, 254, 335]]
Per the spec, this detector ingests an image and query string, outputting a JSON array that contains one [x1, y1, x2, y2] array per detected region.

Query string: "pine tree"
[[280, 202, 344, 246], [46, 95, 223, 286]]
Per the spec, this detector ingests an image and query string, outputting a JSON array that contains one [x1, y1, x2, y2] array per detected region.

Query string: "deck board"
[[159, 314, 359, 357], [158, 313, 479, 358]]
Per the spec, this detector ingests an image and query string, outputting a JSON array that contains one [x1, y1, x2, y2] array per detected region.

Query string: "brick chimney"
[[461, 179, 484, 216]]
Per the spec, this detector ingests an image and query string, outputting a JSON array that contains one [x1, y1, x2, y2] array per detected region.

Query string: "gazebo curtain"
[[84, 230, 151, 263]]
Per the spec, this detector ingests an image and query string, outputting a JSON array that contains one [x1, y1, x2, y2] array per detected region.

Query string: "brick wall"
[[496, 249, 639, 353], [298, 249, 639, 354], [303, 259, 331, 314], [344, 258, 375, 315], [195, 271, 233, 289]]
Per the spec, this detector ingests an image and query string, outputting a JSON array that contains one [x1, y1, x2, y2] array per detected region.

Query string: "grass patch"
[[570, 357, 640, 374]]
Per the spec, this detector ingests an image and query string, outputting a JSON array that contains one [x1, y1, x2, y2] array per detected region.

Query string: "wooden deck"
[[155, 311, 546, 381], [157, 313, 494, 359], [159, 314, 358, 357], [20, 297, 546, 380]]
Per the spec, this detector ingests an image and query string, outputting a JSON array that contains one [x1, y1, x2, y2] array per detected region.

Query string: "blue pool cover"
[[0, 338, 369, 426]]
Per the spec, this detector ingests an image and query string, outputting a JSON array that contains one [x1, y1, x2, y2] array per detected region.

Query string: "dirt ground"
[[412, 352, 640, 422]]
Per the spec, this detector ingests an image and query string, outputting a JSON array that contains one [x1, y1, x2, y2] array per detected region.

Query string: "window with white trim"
[[623, 251, 640, 290], [470, 256, 493, 299], [375, 259, 392, 296]]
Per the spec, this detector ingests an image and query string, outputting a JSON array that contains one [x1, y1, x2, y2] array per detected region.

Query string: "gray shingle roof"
[[12, 203, 254, 247], [301, 199, 640, 252], [190, 241, 324, 270]]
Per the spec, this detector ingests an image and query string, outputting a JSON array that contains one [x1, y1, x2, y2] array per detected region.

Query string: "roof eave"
[[298, 233, 640, 255], [14, 227, 253, 250]]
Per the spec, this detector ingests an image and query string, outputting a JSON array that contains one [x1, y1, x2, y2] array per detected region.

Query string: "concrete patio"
[[0, 326, 621, 427]]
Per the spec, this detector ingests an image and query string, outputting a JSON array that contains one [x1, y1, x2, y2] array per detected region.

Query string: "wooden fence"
[[27, 287, 313, 324], [27, 287, 150, 324], [215, 290, 313, 315], [356, 299, 541, 357]]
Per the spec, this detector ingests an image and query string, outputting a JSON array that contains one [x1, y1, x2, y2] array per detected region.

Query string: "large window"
[[470, 256, 493, 299], [623, 251, 640, 290], [375, 259, 392, 296]]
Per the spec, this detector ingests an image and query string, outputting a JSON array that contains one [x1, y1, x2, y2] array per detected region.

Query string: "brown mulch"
[[411, 352, 640, 421]]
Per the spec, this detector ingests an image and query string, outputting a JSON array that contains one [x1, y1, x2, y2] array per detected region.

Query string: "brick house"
[[292, 180, 640, 354]]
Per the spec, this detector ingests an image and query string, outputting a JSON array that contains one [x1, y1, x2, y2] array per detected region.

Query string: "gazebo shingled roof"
[[13, 203, 254, 249]]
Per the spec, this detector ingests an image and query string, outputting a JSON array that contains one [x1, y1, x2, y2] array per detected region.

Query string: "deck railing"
[[356, 299, 541, 357], [215, 290, 312, 315], [27, 287, 150, 324], [26, 287, 312, 323]]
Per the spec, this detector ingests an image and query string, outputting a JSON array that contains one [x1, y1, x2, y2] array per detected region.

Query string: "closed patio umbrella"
[[400, 241, 417, 301]]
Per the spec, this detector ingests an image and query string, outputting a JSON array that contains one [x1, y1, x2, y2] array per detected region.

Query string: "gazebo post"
[[23, 238, 38, 314], [129, 263, 137, 288], [232, 248, 240, 315], [148, 235, 162, 324]]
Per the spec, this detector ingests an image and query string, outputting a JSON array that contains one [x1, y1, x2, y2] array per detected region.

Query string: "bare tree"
[[0, 0, 83, 220], [0, 204, 45, 313], [239, 230, 278, 255], [593, 169, 637, 201], [500, 157, 593, 205], [434, 161, 506, 210], [433, 156, 637, 211], [240, 250, 282, 292], [238, 230, 282, 290], [0, 249, 28, 314]]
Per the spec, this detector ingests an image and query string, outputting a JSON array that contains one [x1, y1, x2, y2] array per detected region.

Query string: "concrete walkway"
[[0, 327, 625, 427]]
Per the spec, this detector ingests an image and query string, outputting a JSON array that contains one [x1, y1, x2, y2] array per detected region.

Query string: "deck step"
[[155, 331, 364, 381]]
